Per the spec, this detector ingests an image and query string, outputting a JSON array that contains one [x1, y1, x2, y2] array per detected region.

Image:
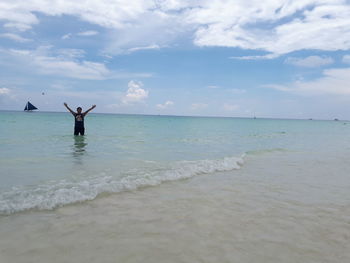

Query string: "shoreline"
[[1, 151, 349, 263]]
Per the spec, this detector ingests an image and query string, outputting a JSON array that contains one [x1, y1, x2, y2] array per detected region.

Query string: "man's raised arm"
[[83, 105, 96, 116], [64, 103, 75, 115]]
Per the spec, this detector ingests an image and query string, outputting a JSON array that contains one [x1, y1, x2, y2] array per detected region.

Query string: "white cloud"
[[104, 11, 188, 55], [9, 47, 110, 80], [1, 1, 350, 57], [0, 47, 151, 80], [0, 0, 152, 30], [265, 67, 350, 95], [127, 44, 160, 53], [230, 54, 279, 60], [0, 33, 31, 42], [4, 22, 32, 31], [37, 58, 110, 80], [285, 56, 334, 67], [0, 87, 16, 101], [62, 31, 98, 40], [0, 87, 11, 94], [223, 103, 239, 111], [62, 33, 72, 40], [342, 55, 350, 64], [191, 103, 207, 110], [0, 5, 39, 30], [191, 1, 350, 57], [77, 30, 99, 36], [156, 100, 174, 109], [121, 80, 149, 104], [207, 85, 219, 89]]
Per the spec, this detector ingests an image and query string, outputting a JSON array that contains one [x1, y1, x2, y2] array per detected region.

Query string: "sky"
[[0, 0, 350, 119]]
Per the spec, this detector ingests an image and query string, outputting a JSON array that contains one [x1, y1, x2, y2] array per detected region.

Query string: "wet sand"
[[1, 151, 349, 263]]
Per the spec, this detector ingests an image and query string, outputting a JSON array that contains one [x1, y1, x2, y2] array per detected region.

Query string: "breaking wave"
[[0, 155, 244, 214]]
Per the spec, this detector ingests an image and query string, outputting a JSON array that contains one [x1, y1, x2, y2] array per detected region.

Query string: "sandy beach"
[[1, 151, 349, 263]]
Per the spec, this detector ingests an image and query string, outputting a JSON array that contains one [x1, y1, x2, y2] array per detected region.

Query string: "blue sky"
[[1, 0, 350, 119]]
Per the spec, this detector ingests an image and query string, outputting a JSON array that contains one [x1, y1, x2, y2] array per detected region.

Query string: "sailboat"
[[24, 101, 38, 111]]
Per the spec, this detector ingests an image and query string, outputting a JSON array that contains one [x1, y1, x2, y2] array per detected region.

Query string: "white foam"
[[0, 155, 244, 214]]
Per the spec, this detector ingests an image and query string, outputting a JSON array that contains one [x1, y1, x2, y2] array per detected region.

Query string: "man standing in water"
[[64, 103, 96, 135]]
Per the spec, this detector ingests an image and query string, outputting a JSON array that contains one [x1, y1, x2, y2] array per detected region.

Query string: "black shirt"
[[74, 113, 84, 128]]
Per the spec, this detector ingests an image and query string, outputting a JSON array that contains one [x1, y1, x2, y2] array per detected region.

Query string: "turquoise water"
[[1, 111, 350, 214]]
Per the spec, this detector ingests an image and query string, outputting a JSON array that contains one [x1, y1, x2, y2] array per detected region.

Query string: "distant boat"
[[24, 101, 38, 111]]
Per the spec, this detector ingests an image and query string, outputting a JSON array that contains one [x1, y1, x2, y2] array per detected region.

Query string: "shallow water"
[[1, 111, 349, 214], [0, 151, 349, 263], [1, 111, 350, 262]]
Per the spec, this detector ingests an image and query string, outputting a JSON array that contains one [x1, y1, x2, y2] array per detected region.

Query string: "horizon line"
[[0, 109, 348, 122]]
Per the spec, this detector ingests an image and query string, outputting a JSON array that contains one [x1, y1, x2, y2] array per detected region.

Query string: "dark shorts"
[[74, 126, 85, 135]]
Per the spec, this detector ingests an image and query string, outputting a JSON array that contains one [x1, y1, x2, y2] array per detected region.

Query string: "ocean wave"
[[0, 155, 244, 215]]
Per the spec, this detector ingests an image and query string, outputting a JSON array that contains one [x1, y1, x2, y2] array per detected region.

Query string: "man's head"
[[77, 107, 82, 113]]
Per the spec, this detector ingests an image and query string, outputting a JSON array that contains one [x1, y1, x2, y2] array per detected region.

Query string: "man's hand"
[[83, 105, 96, 116], [64, 103, 75, 115]]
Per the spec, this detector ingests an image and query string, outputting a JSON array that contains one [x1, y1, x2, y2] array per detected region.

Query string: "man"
[[64, 103, 96, 135]]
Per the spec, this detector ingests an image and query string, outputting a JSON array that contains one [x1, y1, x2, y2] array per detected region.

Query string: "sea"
[[0, 111, 349, 262]]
